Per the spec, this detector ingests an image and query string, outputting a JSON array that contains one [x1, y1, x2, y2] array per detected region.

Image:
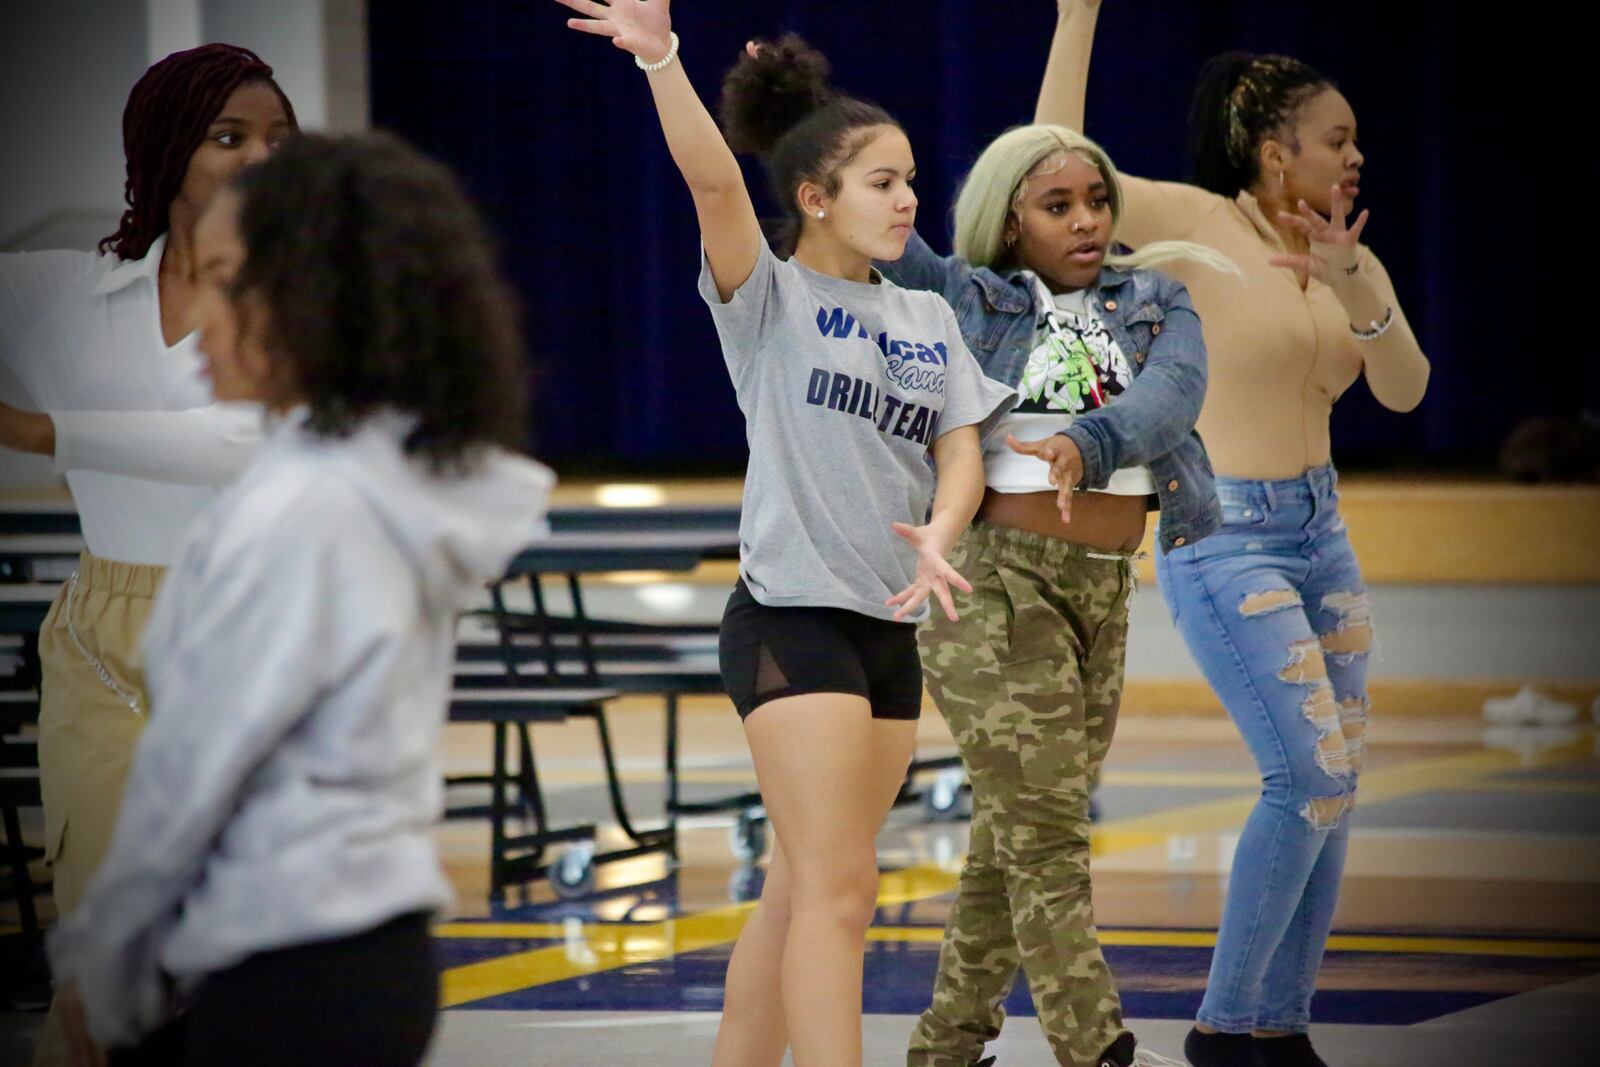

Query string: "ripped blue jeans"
[[1155, 462, 1371, 1034]]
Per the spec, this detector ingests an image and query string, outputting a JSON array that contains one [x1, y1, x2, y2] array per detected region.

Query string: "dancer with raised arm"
[[1038, 4, 1429, 1064], [553, 7, 1014, 1066]]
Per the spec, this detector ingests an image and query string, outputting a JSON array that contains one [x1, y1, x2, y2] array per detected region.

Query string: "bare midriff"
[[976, 488, 1148, 552]]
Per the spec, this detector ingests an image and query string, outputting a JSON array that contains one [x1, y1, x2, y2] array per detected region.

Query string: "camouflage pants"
[[909, 521, 1134, 1067]]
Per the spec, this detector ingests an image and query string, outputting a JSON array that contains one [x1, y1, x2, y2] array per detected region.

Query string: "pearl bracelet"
[[1350, 306, 1394, 341], [635, 32, 680, 72]]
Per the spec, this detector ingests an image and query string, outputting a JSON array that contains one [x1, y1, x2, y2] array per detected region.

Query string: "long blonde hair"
[[953, 124, 1238, 279]]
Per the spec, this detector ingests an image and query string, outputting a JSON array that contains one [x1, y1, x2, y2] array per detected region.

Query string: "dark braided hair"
[[230, 132, 527, 470], [100, 43, 296, 262], [718, 34, 899, 256], [1185, 52, 1334, 198]]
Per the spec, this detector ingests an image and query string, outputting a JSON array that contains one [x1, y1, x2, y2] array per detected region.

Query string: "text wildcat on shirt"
[[808, 303, 949, 447]]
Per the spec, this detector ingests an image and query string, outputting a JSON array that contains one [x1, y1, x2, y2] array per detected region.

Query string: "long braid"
[[101, 43, 297, 261]]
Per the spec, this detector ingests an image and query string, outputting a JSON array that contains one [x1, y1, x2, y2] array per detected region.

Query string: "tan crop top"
[[1116, 178, 1429, 480]]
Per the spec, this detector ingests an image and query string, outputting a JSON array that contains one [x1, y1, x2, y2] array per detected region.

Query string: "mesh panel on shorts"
[[755, 644, 789, 703]]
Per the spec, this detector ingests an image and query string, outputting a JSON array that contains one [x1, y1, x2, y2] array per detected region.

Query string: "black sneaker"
[[1183, 1027, 1262, 1067], [1098, 1031, 1137, 1066], [1253, 1034, 1328, 1067]]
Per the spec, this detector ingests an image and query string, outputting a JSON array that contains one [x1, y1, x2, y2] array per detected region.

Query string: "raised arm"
[[557, 0, 762, 301], [1035, 0, 1102, 131], [1032, 1, 1221, 246]]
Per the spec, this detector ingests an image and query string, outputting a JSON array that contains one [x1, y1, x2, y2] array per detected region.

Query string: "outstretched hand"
[[1267, 184, 1370, 287], [0, 400, 53, 456], [554, 0, 673, 63], [1006, 432, 1082, 523], [886, 522, 972, 622]]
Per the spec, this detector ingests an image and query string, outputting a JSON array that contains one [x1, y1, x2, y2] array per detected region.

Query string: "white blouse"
[[0, 234, 260, 564]]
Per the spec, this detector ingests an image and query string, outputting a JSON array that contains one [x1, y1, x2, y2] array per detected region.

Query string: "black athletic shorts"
[[719, 578, 923, 720]]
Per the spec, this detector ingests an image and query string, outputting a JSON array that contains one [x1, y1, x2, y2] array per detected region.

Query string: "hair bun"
[[719, 33, 834, 156]]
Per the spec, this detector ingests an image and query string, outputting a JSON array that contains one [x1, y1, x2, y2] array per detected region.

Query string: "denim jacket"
[[879, 231, 1221, 551]]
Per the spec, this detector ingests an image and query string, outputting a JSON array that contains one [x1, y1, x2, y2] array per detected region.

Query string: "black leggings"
[[110, 912, 439, 1067]]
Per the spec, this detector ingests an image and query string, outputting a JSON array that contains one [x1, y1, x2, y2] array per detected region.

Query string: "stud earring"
[[816, 210, 826, 219]]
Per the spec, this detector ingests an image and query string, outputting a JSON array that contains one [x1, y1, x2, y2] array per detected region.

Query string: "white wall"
[[0, 0, 368, 253], [0, 0, 367, 489]]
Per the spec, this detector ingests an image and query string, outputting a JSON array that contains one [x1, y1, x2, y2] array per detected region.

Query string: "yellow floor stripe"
[[434, 923, 572, 939], [440, 903, 755, 1008], [436, 921, 1600, 961], [440, 738, 1596, 1005]]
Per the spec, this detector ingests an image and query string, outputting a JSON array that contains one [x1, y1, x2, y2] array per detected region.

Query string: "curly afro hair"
[[229, 131, 527, 470]]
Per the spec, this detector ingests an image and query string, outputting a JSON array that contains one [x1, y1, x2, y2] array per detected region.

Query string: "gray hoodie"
[[49, 410, 554, 1047]]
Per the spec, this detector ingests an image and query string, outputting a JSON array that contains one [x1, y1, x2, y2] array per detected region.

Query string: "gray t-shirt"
[[699, 240, 1015, 622]]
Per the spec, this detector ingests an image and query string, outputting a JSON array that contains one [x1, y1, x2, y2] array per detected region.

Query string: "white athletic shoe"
[[1482, 685, 1579, 726], [1130, 1050, 1189, 1067], [1483, 723, 1583, 764]]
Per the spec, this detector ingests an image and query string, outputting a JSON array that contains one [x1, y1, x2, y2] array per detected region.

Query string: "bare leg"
[[716, 692, 916, 1067], [710, 843, 794, 1067]]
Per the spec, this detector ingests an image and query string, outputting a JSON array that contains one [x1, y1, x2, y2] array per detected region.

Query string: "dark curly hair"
[[718, 34, 898, 255], [1186, 51, 1334, 198], [229, 132, 526, 470], [102, 43, 296, 261]]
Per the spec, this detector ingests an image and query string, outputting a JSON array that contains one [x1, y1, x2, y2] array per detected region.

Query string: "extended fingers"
[[567, 17, 620, 36], [943, 563, 973, 595], [893, 586, 931, 622], [1346, 208, 1370, 244], [1276, 210, 1315, 237], [1292, 200, 1332, 237], [1006, 432, 1053, 457], [1328, 184, 1347, 223]]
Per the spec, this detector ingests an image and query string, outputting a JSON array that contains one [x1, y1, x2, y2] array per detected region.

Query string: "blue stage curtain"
[[370, 1, 1577, 472]]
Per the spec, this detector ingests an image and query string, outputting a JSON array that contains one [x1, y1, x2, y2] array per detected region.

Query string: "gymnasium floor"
[[417, 704, 1599, 1065]]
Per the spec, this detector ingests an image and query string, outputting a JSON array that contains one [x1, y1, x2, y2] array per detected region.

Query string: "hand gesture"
[[1268, 185, 1370, 286], [1006, 432, 1083, 522], [554, 0, 673, 63], [0, 400, 53, 456], [886, 522, 973, 622]]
